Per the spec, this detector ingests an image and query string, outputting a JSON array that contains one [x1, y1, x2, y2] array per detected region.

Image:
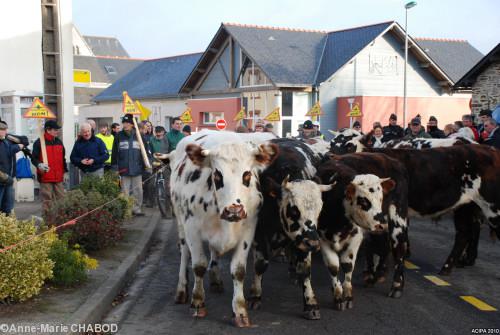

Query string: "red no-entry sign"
[[216, 119, 227, 130]]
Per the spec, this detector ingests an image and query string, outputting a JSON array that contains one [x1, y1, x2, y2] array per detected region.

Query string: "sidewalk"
[[0, 201, 166, 334]]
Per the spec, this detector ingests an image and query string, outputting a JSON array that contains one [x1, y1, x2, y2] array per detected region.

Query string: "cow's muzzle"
[[220, 204, 247, 222], [370, 213, 388, 234], [296, 230, 321, 253]]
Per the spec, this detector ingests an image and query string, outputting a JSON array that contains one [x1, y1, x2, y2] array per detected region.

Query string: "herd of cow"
[[154, 128, 500, 328]]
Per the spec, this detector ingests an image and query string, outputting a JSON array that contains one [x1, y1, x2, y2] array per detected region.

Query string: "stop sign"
[[216, 119, 227, 130]]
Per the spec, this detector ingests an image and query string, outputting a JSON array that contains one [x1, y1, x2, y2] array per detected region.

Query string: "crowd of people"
[[0, 108, 499, 217], [0, 115, 186, 217]]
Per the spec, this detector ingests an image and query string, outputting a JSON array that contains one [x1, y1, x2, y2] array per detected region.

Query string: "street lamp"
[[403, 1, 417, 128]]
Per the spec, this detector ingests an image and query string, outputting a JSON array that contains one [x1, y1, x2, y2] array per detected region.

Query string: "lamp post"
[[403, 1, 417, 128]]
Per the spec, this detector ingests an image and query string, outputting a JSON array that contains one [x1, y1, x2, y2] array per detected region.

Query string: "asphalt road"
[[110, 216, 500, 335]]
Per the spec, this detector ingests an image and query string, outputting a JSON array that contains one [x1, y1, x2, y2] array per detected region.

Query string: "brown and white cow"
[[369, 145, 500, 275], [164, 130, 278, 327]]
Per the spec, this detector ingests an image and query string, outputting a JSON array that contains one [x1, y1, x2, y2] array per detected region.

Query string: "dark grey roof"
[[316, 22, 393, 84], [224, 24, 327, 86], [83, 36, 130, 58], [73, 55, 143, 84], [454, 43, 499, 89], [94, 53, 203, 102], [416, 38, 483, 83]]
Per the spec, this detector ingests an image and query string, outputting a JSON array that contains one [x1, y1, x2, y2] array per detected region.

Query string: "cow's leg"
[[295, 250, 320, 320], [175, 223, 190, 304], [208, 247, 224, 293], [459, 205, 483, 267], [320, 240, 343, 311], [363, 233, 389, 286], [230, 229, 254, 328], [248, 235, 269, 310], [387, 205, 408, 298], [186, 227, 208, 318], [440, 204, 473, 275], [340, 230, 363, 309]]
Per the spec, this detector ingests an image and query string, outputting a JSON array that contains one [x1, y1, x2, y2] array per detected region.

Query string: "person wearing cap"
[[382, 113, 404, 143], [312, 120, 324, 139], [427, 116, 446, 139], [477, 109, 493, 142], [403, 117, 431, 140], [167, 117, 185, 153], [111, 114, 148, 216], [70, 122, 109, 178], [0, 118, 24, 215], [31, 119, 68, 214], [296, 120, 317, 140], [254, 121, 265, 132], [352, 121, 363, 134], [182, 125, 192, 137], [95, 123, 114, 171]]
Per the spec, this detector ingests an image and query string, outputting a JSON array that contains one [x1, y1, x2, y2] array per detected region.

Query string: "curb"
[[67, 212, 162, 334]]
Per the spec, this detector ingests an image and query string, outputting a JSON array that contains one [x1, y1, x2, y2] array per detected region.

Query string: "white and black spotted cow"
[[248, 138, 333, 320], [317, 153, 408, 305], [329, 128, 475, 154], [161, 130, 278, 327]]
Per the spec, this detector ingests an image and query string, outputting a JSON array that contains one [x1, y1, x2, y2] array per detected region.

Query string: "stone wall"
[[471, 61, 500, 115]]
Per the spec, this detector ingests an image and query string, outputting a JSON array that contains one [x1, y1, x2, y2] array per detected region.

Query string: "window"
[[282, 91, 293, 117], [237, 53, 270, 87], [0, 96, 13, 104], [104, 65, 117, 75], [203, 112, 224, 125], [20, 97, 34, 104]]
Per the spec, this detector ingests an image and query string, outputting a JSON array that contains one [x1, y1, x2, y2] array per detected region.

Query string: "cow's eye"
[[242, 171, 251, 187], [214, 169, 224, 190], [286, 205, 301, 221]]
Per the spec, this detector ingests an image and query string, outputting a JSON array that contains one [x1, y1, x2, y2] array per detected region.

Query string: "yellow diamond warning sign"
[[346, 103, 362, 117], [123, 91, 140, 115], [234, 107, 246, 122], [24, 98, 56, 119]]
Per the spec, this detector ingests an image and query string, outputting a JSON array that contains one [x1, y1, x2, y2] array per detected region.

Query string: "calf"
[[371, 145, 500, 275], [249, 138, 332, 320], [317, 153, 408, 303], [165, 130, 278, 327]]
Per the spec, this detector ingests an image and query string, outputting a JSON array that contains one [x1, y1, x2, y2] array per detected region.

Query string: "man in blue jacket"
[[0, 118, 23, 215], [111, 114, 148, 216], [70, 122, 109, 178]]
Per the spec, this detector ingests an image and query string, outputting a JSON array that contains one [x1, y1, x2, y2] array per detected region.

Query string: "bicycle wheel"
[[156, 177, 171, 218]]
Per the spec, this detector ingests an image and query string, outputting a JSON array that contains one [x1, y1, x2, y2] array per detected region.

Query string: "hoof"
[[233, 314, 251, 328], [247, 297, 262, 310], [303, 307, 321, 320], [363, 272, 376, 287], [438, 266, 452, 276], [388, 288, 403, 299], [191, 306, 207, 318], [209, 281, 224, 293], [334, 299, 345, 311], [344, 299, 354, 309], [174, 291, 188, 304]]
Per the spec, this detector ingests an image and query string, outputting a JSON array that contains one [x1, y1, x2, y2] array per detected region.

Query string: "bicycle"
[[153, 162, 172, 218]]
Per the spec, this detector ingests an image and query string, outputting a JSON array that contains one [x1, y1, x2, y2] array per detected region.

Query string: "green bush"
[[0, 214, 55, 303], [77, 172, 121, 199], [48, 234, 98, 287], [44, 189, 133, 251]]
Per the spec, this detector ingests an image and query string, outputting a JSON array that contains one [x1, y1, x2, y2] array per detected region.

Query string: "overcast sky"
[[73, 0, 499, 59]]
